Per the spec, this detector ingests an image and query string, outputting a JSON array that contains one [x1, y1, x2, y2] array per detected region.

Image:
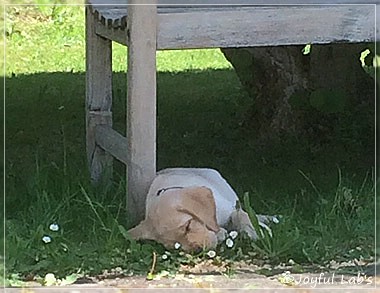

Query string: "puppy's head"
[[128, 186, 220, 251]]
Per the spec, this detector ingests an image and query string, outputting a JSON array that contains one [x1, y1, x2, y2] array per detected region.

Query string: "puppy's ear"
[[128, 220, 156, 240], [176, 187, 220, 232]]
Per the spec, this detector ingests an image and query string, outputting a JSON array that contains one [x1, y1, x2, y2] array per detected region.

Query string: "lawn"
[[3, 4, 376, 286]]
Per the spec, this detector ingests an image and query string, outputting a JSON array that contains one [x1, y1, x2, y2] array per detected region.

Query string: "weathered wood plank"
[[159, 6, 375, 49], [95, 125, 129, 166], [126, 0, 157, 226], [89, 1, 378, 31], [95, 5, 376, 49], [85, 6, 113, 182], [95, 125, 146, 179]]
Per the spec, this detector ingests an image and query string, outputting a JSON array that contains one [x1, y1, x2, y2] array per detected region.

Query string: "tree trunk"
[[221, 43, 374, 141]]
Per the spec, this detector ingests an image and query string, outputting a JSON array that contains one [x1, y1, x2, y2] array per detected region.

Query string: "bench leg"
[[85, 6, 113, 182], [127, 1, 157, 226]]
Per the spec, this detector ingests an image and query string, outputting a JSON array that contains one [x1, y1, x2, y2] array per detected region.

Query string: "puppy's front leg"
[[229, 209, 259, 240], [230, 210, 278, 240]]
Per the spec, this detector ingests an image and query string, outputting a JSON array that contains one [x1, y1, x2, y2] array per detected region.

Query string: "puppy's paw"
[[230, 210, 259, 240], [257, 214, 281, 224]]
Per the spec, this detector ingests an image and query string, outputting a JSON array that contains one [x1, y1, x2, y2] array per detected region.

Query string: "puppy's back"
[[149, 168, 238, 226]]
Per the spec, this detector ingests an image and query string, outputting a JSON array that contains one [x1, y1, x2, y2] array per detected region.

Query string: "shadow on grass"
[[3, 69, 376, 276], [5, 69, 374, 213]]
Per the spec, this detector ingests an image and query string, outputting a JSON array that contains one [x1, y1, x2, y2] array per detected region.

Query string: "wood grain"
[[85, 6, 113, 183], [126, 0, 157, 226], [95, 125, 129, 166], [93, 4, 377, 48]]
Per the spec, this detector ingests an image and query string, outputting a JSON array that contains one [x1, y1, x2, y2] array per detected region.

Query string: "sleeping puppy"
[[128, 168, 276, 251]]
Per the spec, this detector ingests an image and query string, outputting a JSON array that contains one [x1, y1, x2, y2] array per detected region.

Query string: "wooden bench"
[[85, 0, 378, 225]]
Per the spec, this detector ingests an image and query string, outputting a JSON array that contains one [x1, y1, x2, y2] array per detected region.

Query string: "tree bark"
[[221, 43, 374, 141]]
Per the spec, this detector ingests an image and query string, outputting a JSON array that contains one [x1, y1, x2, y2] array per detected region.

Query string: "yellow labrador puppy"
[[128, 168, 276, 251]]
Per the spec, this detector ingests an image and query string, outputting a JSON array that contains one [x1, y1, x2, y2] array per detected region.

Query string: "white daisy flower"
[[49, 223, 59, 231], [162, 254, 168, 260], [174, 242, 181, 249], [42, 235, 52, 243], [225, 238, 234, 248], [44, 273, 57, 286], [229, 230, 238, 239], [207, 250, 216, 258]]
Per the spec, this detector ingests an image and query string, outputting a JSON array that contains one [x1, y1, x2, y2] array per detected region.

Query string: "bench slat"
[[94, 5, 376, 49], [95, 125, 129, 166], [89, 0, 379, 28]]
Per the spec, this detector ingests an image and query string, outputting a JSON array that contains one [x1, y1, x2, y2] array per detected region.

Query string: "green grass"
[[5, 6, 231, 74], [4, 5, 376, 285]]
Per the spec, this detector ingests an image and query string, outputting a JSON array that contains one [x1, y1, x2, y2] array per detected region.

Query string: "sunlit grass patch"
[[6, 6, 231, 76]]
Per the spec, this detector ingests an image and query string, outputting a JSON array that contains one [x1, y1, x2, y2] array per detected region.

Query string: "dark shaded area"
[[222, 43, 375, 146], [5, 69, 374, 213], [4, 69, 375, 277]]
